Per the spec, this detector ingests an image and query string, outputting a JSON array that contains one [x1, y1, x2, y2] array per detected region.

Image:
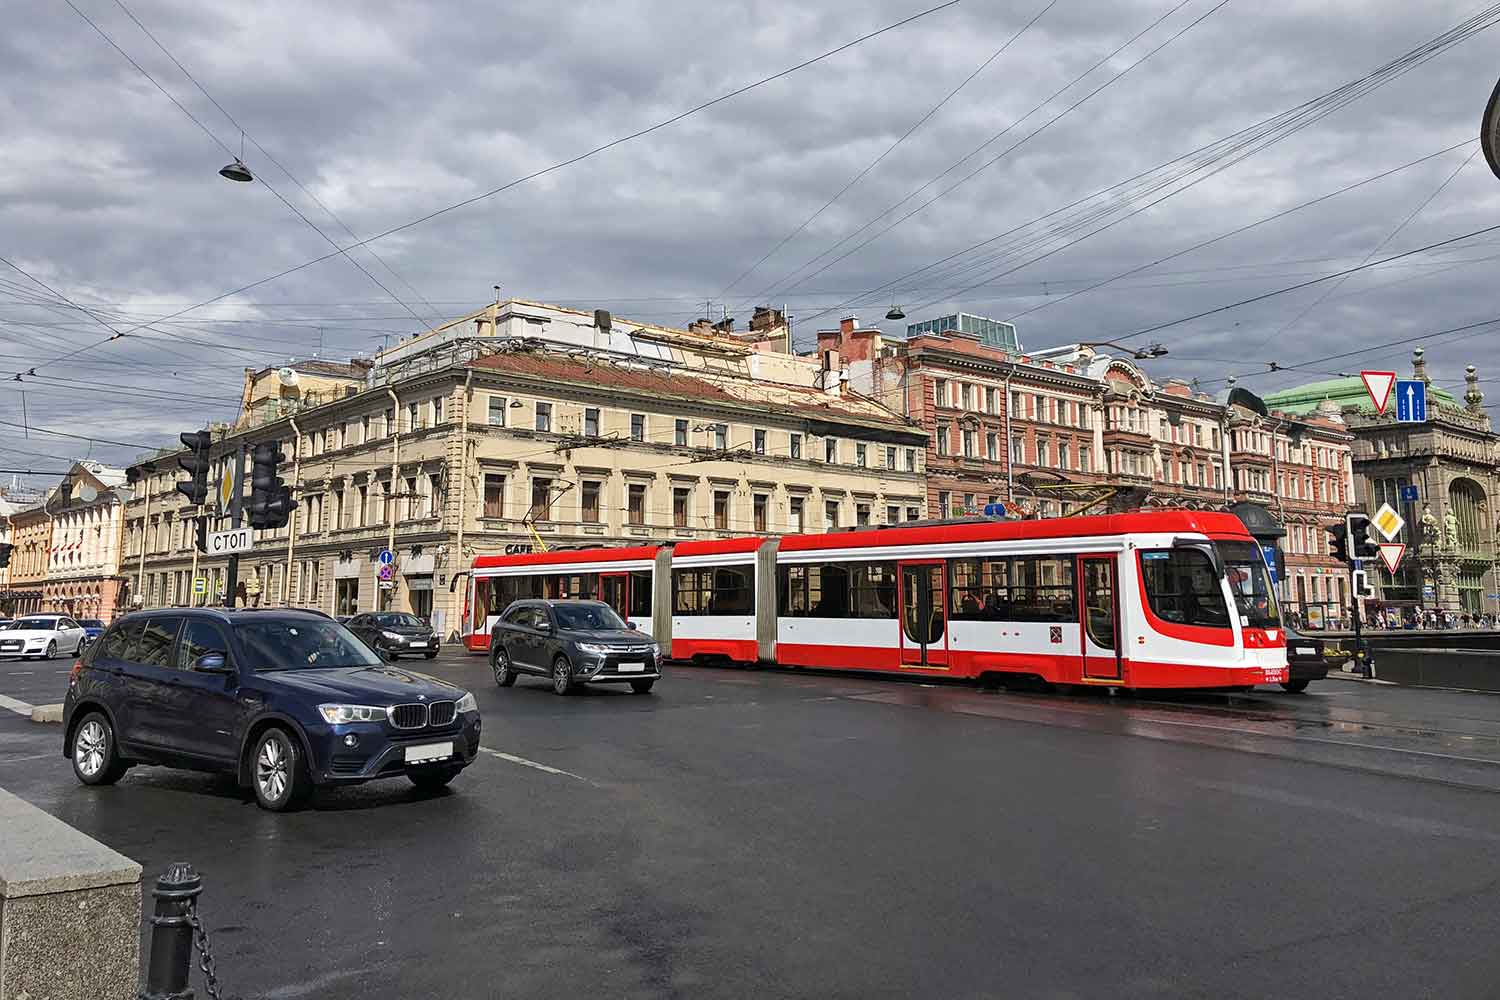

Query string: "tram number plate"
[[405, 741, 453, 764], [1262, 668, 1287, 683]]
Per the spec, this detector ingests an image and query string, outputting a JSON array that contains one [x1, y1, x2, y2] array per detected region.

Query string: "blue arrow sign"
[[1394, 379, 1426, 422], [378, 549, 395, 566], [1398, 484, 1419, 503]]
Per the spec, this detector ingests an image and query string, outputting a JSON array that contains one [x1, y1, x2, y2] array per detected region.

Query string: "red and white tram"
[[461, 510, 1287, 690]]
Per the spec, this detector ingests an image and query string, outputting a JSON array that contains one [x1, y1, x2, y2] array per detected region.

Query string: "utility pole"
[[224, 443, 246, 608]]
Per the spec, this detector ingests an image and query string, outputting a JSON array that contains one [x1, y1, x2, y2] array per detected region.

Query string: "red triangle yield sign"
[[1361, 371, 1396, 414], [1377, 542, 1406, 574]]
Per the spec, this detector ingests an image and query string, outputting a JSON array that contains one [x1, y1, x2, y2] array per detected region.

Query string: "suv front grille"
[[389, 703, 427, 729], [427, 701, 456, 727]]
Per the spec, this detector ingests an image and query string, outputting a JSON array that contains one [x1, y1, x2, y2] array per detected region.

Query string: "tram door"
[[898, 561, 948, 667], [600, 572, 629, 620], [1079, 556, 1122, 680]]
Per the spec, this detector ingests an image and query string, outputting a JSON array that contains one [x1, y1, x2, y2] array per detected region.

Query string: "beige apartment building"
[[123, 299, 927, 638]]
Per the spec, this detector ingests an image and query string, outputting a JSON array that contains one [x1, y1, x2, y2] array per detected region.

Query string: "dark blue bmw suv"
[[62, 608, 481, 811]]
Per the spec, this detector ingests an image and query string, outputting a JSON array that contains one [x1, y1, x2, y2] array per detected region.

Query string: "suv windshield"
[[9, 618, 56, 630], [372, 613, 426, 628], [1217, 541, 1281, 629], [237, 619, 383, 671], [553, 603, 627, 631]]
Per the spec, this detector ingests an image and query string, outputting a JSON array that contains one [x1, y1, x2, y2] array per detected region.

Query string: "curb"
[[29, 704, 63, 724]]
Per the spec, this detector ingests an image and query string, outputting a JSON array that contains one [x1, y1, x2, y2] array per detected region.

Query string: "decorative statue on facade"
[[1421, 506, 1439, 548], [1445, 509, 1460, 550]]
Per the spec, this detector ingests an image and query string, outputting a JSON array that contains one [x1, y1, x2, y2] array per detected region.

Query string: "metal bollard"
[[139, 862, 202, 1000]]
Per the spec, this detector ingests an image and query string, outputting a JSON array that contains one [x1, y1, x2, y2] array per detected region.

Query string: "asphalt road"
[[4, 650, 1500, 998]]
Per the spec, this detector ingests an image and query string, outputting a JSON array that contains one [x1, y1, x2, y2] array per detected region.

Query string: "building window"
[[357, 485, 369, 527], [753, 494, 768, 532], [627, 484, 646, 526], [887, 505, 900, 524], [488, 396, 507, 425], [986, 433, 999, 461], [962, 430, 975, 458], [856, 443, 868, 467], [582, 481, 601, 523], [960, 383, 973, 410], [1080, 445, 1091, 473], [432, 395, 444, 424], [1058, 441, 1070, 470], [675, 419, 688, 446], [790, 434, 803, 460], [754, 429, 767, 455], [715, 424, 728, 450], [404, 477, 418, 520], [885, 446, 897, 470], [906, 448, 917, 472], [935, 378, 948, 408], [907, 506, 921, 522], [584, 408, 600, 436], [535, 401, 552, 433], [935, 426, 950, 457], [359, 416, 369, 444], [714, 491, 730, 530], [825, 499, 839, 529], [1011, 435, 1025, 465], [631, 413, 646, 442], [856, 503, 871, 527], [531, 478, 554, 521], [825, 438, 838, 463], [789, 496, 805, 533], [483, 474, 505, 518], [938, 491, 950, 517], [673, 487, 690, 527], [986, 387, 999, 413]]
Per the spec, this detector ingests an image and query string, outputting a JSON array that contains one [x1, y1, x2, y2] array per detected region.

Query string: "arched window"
[[1449, 479, 1486, 551]]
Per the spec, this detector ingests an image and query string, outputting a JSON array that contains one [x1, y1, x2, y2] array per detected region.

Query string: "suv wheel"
[[492, 647, 517, 687], [251, 727, 310, 812], [552, 655, 577, 696], [72, 712, 128, 786]]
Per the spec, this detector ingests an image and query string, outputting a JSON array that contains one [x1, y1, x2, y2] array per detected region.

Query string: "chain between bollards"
[[139, 862, 223, 1000]]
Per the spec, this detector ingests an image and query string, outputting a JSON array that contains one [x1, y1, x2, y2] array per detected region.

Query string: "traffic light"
[[0, 542, 12, 569], [194, 516, 207, 554], [1346, 513, 1379, 561], [1325, 523, 1349, 563], [248, 441, 297, 529], [176, 430, 212, 505]]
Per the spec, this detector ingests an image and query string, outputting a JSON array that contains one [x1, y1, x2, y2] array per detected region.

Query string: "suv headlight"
[[318, 704, 387, 724], [454, 691, 477, 714], [575, 642, 613, 656], [381, 630, 404, 641]]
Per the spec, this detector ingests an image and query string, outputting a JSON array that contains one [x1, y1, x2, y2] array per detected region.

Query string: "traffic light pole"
[[224, 442, 246, 609]]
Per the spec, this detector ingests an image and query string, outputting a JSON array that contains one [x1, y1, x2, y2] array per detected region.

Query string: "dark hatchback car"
[[63, 608, 481, 811], [1281, 625, 1329, 693], [346, 612, 440, 659], [490, 599, 661, 695]]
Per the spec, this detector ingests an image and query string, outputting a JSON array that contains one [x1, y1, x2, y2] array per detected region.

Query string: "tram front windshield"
[[1216, 541, 1281, 629]]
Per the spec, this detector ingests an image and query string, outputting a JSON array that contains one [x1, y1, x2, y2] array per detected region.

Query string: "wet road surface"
[[3, 651, 1500, 998]]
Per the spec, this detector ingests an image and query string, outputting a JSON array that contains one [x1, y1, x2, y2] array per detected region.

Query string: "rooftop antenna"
[[493, 284, 501, 306]]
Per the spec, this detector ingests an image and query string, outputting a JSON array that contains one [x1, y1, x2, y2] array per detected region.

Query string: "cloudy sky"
[[4, 0, 1500, 481]]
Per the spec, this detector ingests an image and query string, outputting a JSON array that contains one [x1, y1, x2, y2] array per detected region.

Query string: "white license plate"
[[1296, 647, 1316, 656], [616, 662, 646, 673], [405, 741, 453, 764]]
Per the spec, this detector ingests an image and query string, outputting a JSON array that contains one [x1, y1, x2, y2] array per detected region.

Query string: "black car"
[[346, 612, 440, 660], [62, 608, 481, 811], [490, 599, 661, 695], [1281, 625, 1329, 693]]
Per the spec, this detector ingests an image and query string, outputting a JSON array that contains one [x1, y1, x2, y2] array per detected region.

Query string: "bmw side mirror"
[[194, 653, 233, 674]]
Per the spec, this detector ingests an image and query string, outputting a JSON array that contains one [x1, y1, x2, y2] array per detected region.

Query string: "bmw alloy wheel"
[[256, 735, 290, 803], [74, 719, 106, 778]]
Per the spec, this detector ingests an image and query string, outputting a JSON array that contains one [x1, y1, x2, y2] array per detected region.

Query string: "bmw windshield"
[[1217, 541, 1281, 629], [238, 620, 384, 671]]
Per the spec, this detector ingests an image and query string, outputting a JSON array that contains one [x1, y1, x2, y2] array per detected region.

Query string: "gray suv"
[[489, 599, 661, 695]]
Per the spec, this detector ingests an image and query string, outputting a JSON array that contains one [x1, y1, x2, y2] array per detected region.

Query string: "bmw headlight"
[[381, 630, 404, 641], [318, 704, 387, 724], [575, 642, 613, 656], [454, 691, 477, 714]]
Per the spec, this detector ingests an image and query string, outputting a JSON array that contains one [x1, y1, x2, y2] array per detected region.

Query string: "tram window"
[[778, 562, 895, 618], [807, 564, 850, 618], [779, 565, 809, 616], [950, 556, 1076, 622], [629, 571, 653, 618], [1139, 550, 1230, 628], [673, 567, 753, 615], [849, 562, 898, 618]]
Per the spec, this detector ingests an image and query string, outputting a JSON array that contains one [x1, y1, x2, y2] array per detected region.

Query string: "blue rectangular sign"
[[1398, 484, 1419, 503], [1260, 543, 1279, 585], [1395, 379, 1426, 422]]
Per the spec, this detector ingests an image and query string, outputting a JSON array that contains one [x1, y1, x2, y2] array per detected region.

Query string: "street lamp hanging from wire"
[[219, 131, 253, 182]]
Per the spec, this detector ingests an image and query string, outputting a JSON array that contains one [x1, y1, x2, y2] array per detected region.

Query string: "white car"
[[0, 615, 88, 660]]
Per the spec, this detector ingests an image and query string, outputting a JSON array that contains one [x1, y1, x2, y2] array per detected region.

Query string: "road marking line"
[[10, 671, 33, 675], [0, 752, 57, 764], [480, 746, 589, 782], [0, 693, 36, 717]]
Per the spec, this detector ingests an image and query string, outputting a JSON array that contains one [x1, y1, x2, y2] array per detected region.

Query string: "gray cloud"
[[4, 0, 1499, 480]]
